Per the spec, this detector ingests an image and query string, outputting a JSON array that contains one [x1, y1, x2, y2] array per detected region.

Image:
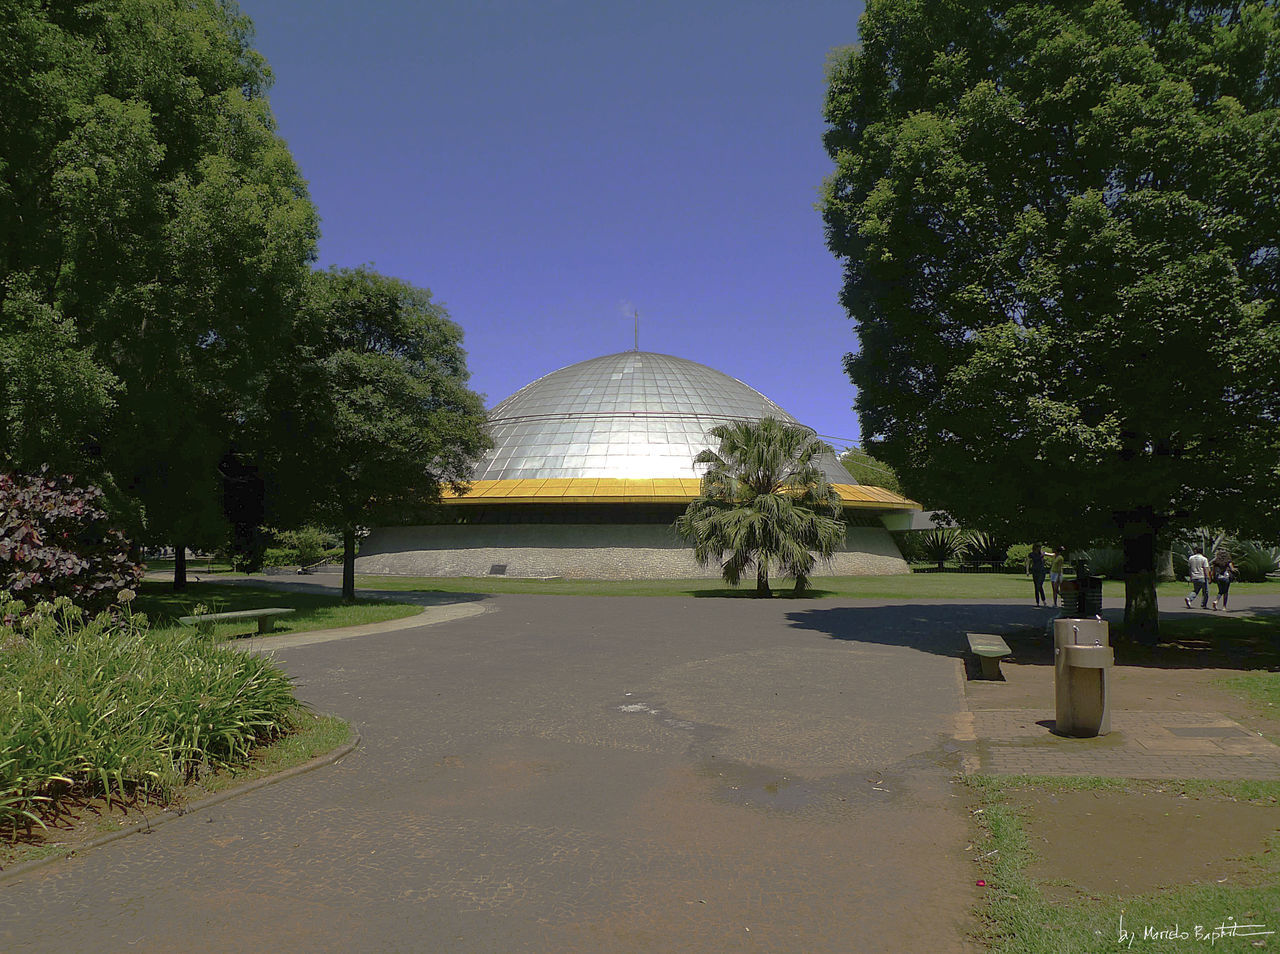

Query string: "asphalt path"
[[4, 589, 1275, 953]]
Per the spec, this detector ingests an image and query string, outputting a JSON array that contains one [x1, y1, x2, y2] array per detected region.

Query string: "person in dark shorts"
[[1027, 543, 1048, 606], [1210, 551, 1236, 611]]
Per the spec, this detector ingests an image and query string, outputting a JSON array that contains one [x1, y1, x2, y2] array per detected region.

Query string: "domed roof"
[[474, 351, 856, 484]]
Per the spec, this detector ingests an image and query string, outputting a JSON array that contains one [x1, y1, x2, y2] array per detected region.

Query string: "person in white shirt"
[[1185, 547, 1211, 609]]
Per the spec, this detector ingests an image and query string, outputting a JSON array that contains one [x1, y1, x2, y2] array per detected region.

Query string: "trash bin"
[[1078, 575, 1104, 616], [1059, 576, 1103, 617], [1059, 578, 1080, 616], [1053, 618, 1112, 737]]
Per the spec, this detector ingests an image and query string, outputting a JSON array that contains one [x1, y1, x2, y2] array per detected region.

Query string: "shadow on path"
[[787, 600, 1280, 673], [784, 602, 1054, 660]]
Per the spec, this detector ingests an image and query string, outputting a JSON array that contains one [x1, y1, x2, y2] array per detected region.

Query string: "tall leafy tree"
[[281, 267, 492, 601], [0, 0, 318, 587], [822, 0, 1280, 640], [676, 418, 847, 596], [839, 446, 905, 497]]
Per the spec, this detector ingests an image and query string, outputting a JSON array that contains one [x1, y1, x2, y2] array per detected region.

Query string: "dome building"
[[356, 351, 916, 579]]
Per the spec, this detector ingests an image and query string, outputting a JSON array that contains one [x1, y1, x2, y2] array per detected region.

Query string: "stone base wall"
[[356, 523, 909, 579]]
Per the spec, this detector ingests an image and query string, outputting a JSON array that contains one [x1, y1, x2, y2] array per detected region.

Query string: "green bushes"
[[917, 528, 965, 569], [1170, 528, 1280, 582], [262, 546, 343, 568], [1081, 546, 1125, 580], [904, 528, 1009, 571], [1231, 540, 1280, 583], [262, 526, 342, 568], [960, 531, 1010, 570], [0, 593, 300, 828], [1005, 544, 1033, 573]]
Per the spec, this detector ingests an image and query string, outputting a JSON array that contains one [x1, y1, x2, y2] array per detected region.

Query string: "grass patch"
[[1217, 670, 1280, 725], [352, 572, 1043, 599], [966, 775, 1280, 953], [132, 581, 421, 639], [350, 571, 1280, 602], [191, 711, 351, 794], [1111, 613, 1280, 669]]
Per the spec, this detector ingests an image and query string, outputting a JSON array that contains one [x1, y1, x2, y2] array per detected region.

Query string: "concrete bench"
[[966, 632, 1012, 680], [178, 607, 296, 636]]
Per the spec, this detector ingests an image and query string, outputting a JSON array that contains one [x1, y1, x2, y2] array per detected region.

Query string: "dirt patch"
[[1009, 788, 1280, 899]]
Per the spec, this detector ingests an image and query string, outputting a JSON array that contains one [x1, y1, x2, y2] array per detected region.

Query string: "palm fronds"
[[675, 418, 846, 595]]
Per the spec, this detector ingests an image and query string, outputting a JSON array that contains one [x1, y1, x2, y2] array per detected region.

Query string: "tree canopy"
[[280, 267, 492, 600], [676, 418, 847, 596], [1, 0, 318, 576], [822, 0, 1280, 638], [839, 446, 905, 497]]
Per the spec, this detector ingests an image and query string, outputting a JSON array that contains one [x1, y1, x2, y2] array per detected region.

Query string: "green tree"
[[821, 0, 1280, 641], [676, 418, 847, 596], [0, 0, 319, 588], [281, 267, 492, 601], [839, 446, 905, 497], [0, 280, 119, 476]]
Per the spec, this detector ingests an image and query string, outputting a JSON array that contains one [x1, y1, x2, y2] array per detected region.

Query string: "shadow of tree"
[[785, 602, 1280, 673], [784, 602, 1055, 660], [686, 588, 842, 599]]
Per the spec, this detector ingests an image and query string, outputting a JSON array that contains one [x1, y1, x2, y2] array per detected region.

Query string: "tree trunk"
[[342, 525, 356, 603], [173, 544, 187, 591], [756, 558, 771, 597], [1120, 518, 1159, 645]]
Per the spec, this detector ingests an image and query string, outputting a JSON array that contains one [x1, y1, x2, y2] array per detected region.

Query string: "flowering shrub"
[[0, 468, 142, 614]]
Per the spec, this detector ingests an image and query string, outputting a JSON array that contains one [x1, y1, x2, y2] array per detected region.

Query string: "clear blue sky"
[[248, 1, 868, 449]]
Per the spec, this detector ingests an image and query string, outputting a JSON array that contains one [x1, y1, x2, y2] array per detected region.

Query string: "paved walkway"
[[3, 587, 1276, 952], [4, 593, 990, 953], [963, 594, 1280, 780]]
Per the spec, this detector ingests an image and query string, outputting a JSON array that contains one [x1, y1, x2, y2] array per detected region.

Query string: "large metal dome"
[[474, 351, 856, 483]]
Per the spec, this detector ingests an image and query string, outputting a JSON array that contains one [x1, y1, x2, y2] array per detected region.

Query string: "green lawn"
[[350, 571, 1280, 601], [1220, 670, 1280, 711], [144, 556, 239, 576], [133, 581, 421, 639]]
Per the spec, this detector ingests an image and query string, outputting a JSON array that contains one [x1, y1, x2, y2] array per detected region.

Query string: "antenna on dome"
[[633, 310, 639, 351]]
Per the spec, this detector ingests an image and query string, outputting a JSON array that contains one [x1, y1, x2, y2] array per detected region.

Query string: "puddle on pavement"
[[708, 763, 825, 812], [613, 692, 967, 816]]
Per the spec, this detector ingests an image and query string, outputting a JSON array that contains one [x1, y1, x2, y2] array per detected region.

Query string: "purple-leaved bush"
[[0, 468, 142, 613]]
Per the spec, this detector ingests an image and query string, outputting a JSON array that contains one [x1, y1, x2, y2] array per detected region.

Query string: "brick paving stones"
[[963, 593, 1280, 781], [971, 709, 1280, 780]]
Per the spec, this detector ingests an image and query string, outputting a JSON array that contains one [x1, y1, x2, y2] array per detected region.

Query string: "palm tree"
[[675, 417, 847, 596]]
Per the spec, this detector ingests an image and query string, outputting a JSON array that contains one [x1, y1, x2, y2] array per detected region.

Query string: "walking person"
[[1049, 546, 1066, 608], [1210, 551, 1237, 611], [1027, 543, 1048, 606], [1185, 547, 1211, 609]]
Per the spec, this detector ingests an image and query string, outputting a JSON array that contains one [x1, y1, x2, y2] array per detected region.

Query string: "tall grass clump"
[[0, 592, 301, 829]]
